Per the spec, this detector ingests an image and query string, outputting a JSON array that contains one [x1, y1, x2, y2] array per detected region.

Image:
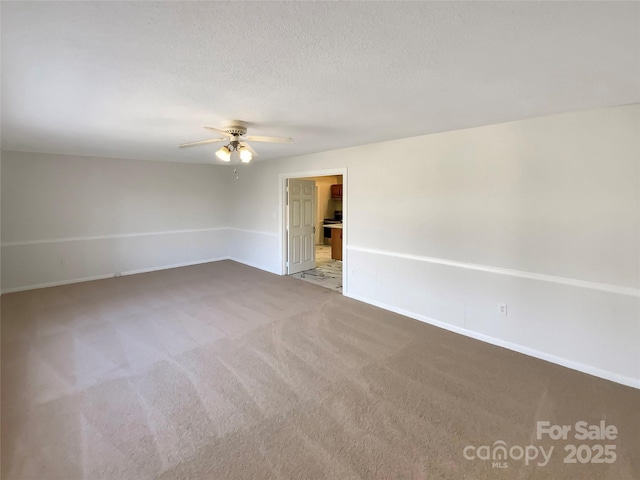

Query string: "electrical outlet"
[[498, 304, 508, 316], [351, 269, 356, 276]]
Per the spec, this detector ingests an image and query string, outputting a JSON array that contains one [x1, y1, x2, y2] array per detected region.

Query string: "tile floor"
[[290, 245, 342, 292]]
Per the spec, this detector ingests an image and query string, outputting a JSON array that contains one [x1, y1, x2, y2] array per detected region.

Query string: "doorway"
[[280, 169, 347, 294]]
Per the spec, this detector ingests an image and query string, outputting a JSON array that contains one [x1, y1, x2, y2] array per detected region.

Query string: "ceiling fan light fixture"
[[180, 121, 293, 163], [215, 146, 231, 162], [238, 146, 253, 163]]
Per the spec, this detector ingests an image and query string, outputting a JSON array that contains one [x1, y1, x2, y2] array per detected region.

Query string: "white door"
[[287, 179, 316, 274]]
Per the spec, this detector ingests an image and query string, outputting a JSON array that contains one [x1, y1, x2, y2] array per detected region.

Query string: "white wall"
[[1, 105, 638, 388], [0, 151, 231, 291], [228, 104, 640, 388]]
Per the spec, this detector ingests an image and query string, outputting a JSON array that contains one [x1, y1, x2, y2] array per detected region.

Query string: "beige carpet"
[[1, 260, 638, 479]]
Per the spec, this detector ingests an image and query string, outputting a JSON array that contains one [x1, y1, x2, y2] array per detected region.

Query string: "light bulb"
[[215, 146, 231, 162], [238, 146, 253, 163]]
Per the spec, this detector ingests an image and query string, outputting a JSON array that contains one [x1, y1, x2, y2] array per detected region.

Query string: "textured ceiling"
[[2, 1, 639, 164]]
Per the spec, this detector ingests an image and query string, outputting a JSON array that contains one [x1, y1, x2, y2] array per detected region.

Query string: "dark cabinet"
[[331, 228, 343, 261], [330, 184, 343, 199]]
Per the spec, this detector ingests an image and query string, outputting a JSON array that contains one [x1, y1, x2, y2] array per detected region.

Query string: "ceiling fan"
[[178, 120, 293, 163]]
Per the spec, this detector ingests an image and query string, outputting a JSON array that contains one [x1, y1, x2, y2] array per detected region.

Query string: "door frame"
[[279, 168, 348, 294]]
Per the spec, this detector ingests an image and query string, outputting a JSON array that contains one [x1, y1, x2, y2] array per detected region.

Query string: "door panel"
[[288, 179, 316, 274]]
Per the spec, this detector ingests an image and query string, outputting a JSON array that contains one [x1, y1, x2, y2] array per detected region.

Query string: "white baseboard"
[[0, 256, 281, 294], [0, 257, 230, 294], [1, 273, 120, 294], [5, 255, 636, 390], [346, 292, 640, 390], [2, 256, 280, 294], [227, 257, 281, 275]]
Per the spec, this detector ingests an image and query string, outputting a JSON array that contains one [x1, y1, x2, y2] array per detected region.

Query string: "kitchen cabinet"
[[323, 224, 343, 261], [330, 227, 342, 261], [330, 184, 343, 199]]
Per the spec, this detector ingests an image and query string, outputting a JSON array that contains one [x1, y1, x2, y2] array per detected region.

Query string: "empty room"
[[1, 2, 639, 479]]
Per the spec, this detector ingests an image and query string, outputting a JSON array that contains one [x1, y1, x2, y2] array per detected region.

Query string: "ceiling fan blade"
[[239, 141, 258, 158], [178, 137, 226, 148], [203, 126, 234, 137], [245, 135, 293, 144]]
